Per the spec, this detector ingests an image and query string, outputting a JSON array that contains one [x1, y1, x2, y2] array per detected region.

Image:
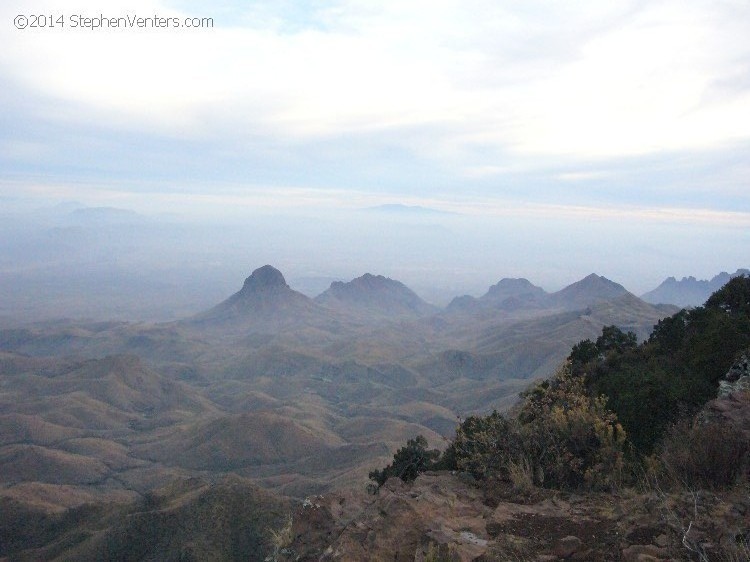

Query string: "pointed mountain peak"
[[574, 273, 625, 290], [186, 265, 321, 330], [240, 265, 289, 293], [551, 274, 628, 310]]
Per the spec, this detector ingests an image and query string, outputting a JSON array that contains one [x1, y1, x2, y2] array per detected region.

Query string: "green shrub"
[[452, 411, 522, 480], [448, 363, 627, 491], [368, 435, 440, 487], [517, 363, 627, 490], [572, 279, 750, 454]]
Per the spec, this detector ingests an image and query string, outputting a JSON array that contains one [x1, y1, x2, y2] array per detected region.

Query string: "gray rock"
[[554, 535, 582, 558], [719, 350, 750, 397]]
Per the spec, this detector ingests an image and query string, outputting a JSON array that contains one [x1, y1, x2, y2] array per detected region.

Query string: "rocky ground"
[[273, 470, 749, 561], [272, 388, 750, 562]]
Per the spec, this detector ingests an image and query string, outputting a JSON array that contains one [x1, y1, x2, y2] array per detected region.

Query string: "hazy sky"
[[1, 0, 749, 292]]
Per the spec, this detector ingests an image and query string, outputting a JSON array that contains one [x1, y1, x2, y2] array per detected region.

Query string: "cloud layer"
[[1, 0, 749, 216]]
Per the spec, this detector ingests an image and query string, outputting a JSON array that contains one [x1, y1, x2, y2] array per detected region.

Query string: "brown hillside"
[[133, 411, 335, 471]]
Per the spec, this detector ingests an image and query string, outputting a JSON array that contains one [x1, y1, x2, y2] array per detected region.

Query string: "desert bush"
[[452, 411, 523, 480], [595, 325, 638, 354], [446, 363, 626, 491], [657, 419, 749, 490], [506, 456, 535, 494], [705, 274, 750, 316], [518, 363, 627, 490], [575, 287, 750, 454], [369, 435, 440, 487]]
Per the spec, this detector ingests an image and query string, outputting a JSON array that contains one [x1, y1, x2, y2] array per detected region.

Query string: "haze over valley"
[[0, 261, 684, 504], [1, 201, 747, 323]]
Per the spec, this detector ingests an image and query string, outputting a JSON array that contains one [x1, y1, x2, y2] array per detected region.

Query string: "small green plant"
[[369, 435, 440, 487]]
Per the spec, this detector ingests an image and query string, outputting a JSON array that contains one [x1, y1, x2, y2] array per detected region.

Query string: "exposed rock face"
[[718, 350, 750, 398], [699, 390, 750, 441], [696, 350, 750, 440], [280, 473, 493, 561], [240, 265, 289, 293]]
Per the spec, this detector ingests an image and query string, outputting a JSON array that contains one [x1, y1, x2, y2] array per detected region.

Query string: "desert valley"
[[1, 262, 748, 560]]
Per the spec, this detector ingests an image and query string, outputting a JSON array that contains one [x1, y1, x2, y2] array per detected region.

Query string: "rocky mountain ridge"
[[642, 269, 749, 307]]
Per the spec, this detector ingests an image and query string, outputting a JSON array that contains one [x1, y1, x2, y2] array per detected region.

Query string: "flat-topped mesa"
[[240, 265, 289, 293]]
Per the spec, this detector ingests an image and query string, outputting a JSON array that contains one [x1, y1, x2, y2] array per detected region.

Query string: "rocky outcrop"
[[718, 350, 750, 398], [697, 350, 750, 441], [699, 390, 750, 441], [275, 471, 750, 561], [240, 264, 290, 293]]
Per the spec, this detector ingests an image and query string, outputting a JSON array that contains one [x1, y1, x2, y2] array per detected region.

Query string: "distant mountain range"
[[642, 269, 749, 307], [189, 266, 650, 332], [447, 273, 629, 315], [315, 273, 438, 319], [66, 206, 148, 225]]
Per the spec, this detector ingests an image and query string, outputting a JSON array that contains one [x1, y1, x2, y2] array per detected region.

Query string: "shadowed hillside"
[[0, 475, 288, 562]]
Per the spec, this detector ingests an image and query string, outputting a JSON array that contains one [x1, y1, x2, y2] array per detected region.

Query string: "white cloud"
[[1, 0, 749, 159], [506, 1, 750, 157]]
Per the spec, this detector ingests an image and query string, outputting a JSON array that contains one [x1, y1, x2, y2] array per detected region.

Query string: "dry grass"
[[507, 456, 535, 494], [268, 513, 294, 560]]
